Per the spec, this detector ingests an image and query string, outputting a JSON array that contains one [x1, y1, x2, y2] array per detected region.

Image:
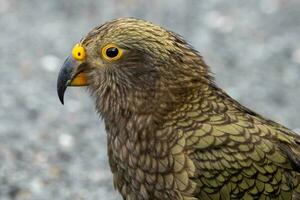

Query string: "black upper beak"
[[57, 56, 79, 104]]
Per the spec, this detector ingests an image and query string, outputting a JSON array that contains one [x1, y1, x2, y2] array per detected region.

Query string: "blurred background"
[[0, 0, 300, 199]]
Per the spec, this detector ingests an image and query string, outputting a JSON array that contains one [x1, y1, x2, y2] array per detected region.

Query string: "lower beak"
[[57, 56, 88, 104]]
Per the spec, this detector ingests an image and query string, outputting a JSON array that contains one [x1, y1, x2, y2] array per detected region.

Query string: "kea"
[[57, 18, 300, 200]]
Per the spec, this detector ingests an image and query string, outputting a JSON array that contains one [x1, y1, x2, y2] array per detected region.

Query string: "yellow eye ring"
[[101, 44, 123, 61], [72, 43, 86, 61]]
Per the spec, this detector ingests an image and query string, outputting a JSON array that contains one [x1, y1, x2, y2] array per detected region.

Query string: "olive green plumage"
[[60, 18, 300, 199]]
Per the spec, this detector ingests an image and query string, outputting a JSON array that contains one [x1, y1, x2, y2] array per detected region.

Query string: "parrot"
[[57, 18, 300, 200]]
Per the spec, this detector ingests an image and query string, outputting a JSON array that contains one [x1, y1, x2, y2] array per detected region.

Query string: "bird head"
[[57, 18, 213, 117]]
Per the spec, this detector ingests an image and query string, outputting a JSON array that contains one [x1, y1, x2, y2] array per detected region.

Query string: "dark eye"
[[101, 44, 123, 61], [106, 47, 119, 58]]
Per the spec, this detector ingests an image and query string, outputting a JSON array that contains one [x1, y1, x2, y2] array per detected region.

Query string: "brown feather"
[[69, 18, 300, 199]]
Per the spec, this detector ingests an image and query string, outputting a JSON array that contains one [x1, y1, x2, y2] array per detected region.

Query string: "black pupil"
[[106, 47, 119, 58]]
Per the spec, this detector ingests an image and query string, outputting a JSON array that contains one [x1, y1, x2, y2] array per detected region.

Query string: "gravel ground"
[[0, 0, 300, 199]]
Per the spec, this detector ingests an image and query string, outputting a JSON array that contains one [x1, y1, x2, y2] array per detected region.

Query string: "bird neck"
[[101, 82, 219, 141]]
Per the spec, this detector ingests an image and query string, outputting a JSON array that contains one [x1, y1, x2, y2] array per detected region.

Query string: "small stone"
[[34, 152, 47, 165], [58, 133, 74, 149], [30, 179, 43, 195], [40, 55, 60, 72], [204, 11, 235, 33], [49, 166, 63, 178]]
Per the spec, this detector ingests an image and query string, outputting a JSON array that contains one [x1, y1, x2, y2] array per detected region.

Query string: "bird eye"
[[101, 44, 123, 61], [72, 43, 86, 61]]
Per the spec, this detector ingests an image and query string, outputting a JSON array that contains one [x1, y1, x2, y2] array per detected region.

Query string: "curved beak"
[[57, 56, 88, 104]]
